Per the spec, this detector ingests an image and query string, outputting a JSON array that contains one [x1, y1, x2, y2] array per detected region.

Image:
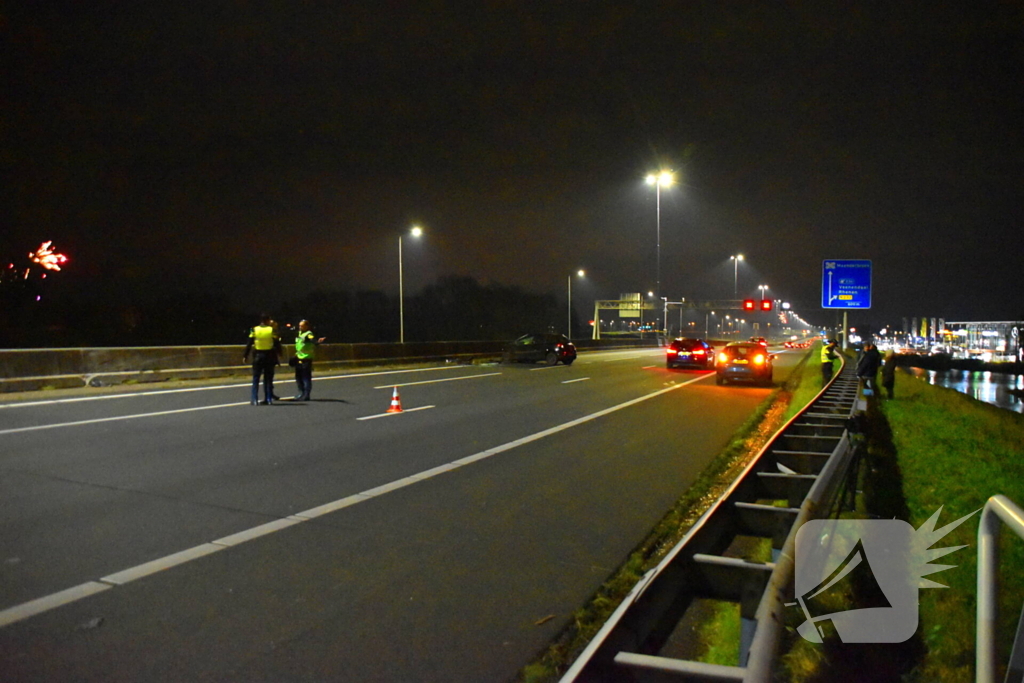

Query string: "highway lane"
[[0, 347, 805, 682]]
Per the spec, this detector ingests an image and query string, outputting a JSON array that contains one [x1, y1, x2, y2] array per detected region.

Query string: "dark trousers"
[[251, 351, 276, 403], [821, 361, 834, 383], [294, 358, 313, 399]]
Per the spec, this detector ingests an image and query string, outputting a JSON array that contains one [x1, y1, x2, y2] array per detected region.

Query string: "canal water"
[[906, 368, 1024, 414]]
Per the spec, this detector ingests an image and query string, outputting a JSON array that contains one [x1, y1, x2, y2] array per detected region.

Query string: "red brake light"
[[667, 348, 677, 354], [753, 354, 765, 365], [693, 349, 705, 355]]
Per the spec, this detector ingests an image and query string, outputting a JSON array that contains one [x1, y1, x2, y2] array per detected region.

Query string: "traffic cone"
[[386, 386, 403, 413]]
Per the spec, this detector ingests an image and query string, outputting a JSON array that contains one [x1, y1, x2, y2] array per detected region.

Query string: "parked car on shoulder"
[[666, 338, 714, 369], [716, 342, 775, 386], [502, 333, 577, 366]]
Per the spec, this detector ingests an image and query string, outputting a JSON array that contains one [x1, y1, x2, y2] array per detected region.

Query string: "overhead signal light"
[[743, 299, 756, 311], [760, 299, 773, 311]]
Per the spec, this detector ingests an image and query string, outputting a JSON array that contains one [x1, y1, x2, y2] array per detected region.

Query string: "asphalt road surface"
[[0, 347, 804, 682]]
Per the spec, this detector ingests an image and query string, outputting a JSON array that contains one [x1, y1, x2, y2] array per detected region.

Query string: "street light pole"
[[399, 226, 423, 344], [646, 171, 674, 330], [568, 270, 584, 340], [730, 254, 744, 297]]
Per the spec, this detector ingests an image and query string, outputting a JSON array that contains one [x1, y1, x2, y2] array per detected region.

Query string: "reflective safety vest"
[[251, 325, 276, 351], [295, 330, 316, 360], [821, 345, 835, 363]]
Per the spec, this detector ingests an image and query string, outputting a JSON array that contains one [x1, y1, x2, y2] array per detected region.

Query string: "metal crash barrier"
[[561, 355, 862, 682], [977, 495, 1024, 683]]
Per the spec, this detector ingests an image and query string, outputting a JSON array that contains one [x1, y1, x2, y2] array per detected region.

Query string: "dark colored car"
[[502, 333, 577, 366], [716, 342, 775, 386], [666, 338, 714, 369], [749, 336, 768, 348]]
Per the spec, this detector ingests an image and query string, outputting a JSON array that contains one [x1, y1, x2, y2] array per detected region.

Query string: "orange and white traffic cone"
[[386, 386, 403, 413]]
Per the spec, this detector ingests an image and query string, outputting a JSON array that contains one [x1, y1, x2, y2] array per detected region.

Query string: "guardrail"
[[977, 495, 1024, 683], [560, 354, 862, 681]]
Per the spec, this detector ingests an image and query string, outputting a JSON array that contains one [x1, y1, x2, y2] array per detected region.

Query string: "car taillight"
[[718, 352, 728, 364], [693, 349, 705, 355], [754, 354, 765, 365], [666, 348, 677, 354]]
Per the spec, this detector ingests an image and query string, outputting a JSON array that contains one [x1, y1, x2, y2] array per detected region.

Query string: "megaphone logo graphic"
[[792, 508, 977, 643]]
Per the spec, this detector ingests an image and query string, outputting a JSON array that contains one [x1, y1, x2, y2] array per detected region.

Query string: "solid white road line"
[[0, 366, 465, 410], [0, 372, 711, 630], [0, 402, 251, 436], [372, 372, 501, 389]]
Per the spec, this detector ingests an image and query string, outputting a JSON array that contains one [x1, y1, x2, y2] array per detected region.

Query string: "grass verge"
[[517, 347, 817, 682], [778, 364, 1024, 682]]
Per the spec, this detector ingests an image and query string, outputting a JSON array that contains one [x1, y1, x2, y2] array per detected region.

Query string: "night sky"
[[4, 2, 1022, 330]]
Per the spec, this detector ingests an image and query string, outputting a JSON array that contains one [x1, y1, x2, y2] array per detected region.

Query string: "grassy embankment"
[[780, 363, 1024, 682], [518, 345, 820, 682]]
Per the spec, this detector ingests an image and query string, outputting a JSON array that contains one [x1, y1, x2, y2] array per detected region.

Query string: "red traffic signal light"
[[743, 299, 756, 311], [760, 299, 773, 311]]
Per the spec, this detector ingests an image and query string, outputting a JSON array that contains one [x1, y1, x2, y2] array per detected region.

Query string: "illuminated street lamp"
[[568, 269, 585, 340], [399, 226, 423, 344], [758, 284, 769, 301], [730, 254, 744, 297], [706, 311, 715, 339], [645, 170, 675, 319]]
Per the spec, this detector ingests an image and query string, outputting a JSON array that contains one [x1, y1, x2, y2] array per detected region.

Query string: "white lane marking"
[[642, 365, 656, 369], [0, 582, 112, 629], [0, 366, 466, 410], [373, 372, 500, 389], [0, 372, 711, 629], [100, 544, 224, 586], [561, 377, 591, 384], [355, 405, 436, 421], [0, 402, 251, 436], [528, 365, 564, 371]]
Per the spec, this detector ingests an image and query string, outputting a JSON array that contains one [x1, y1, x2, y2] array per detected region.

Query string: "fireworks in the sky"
[[29, 241, 68, 273]]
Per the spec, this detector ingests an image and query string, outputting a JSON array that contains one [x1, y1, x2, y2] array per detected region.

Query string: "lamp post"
[[706, 311, 715, 339], [730, 254, 744, 297], [568, 269, 584, 339], [758, 284, 769, 301], [399, 226, 423, 344], [646, 171, 674, 324]]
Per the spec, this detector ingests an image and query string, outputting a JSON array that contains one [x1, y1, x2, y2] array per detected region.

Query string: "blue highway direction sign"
[[822, 260, 872, 309]]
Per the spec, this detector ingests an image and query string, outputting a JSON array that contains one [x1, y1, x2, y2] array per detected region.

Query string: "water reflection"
[[907, 368, 1024, 414]]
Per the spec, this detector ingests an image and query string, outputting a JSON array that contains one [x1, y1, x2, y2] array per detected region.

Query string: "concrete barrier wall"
[[0, 338, 657, 393]]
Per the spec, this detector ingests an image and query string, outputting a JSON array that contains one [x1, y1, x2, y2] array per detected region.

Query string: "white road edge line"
[[0, 366, 466, 410], [373, 372, 501, 389], [0, 402, 251, 436], [0, 372, 710, 630]]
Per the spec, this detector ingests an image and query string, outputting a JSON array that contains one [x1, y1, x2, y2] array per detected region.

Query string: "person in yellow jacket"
[[292, 319, 326, 401], [243, 313, 283, 405], [821, 339, 839, 383]]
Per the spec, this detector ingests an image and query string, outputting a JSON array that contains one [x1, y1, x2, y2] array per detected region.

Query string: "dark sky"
[[4, 1, 1022, 329]]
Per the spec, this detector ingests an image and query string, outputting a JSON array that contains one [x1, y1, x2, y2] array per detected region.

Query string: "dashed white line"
[[355, 405, 436, 421], [561, 377, 591, 384]]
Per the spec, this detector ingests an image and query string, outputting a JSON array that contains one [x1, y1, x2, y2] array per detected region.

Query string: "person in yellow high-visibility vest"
[[292, 319, 326, 401], [243, 313, 283, 405], [821, 339, 839, 384]]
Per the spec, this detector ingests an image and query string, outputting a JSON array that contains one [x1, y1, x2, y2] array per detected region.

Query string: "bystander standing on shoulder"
[[881, 350, 897, 399], [293, 319, 326, 401], [243, 313, 283, 405], [857, 340, 883, 395]]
